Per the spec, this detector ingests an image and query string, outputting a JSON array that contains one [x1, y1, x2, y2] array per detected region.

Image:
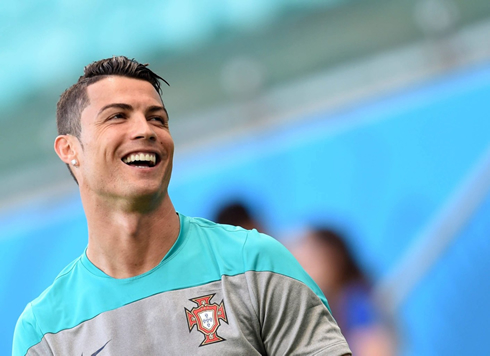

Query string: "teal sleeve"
[[242, 230, 331, 310], [241, 230, 351, 356], [12, 304, 44, 356]]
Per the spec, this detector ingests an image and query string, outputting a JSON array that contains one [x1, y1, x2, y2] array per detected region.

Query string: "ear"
[[54, 135, 80, 164]]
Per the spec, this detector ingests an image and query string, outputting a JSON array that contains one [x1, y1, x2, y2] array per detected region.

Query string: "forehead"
[[85, 76, 163, 110]]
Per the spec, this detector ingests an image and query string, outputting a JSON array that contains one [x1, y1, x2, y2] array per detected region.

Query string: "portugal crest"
[[185, 294, 228, 346]]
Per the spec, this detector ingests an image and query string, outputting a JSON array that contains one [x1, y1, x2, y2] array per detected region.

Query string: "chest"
[[37, 279, 265, 355]]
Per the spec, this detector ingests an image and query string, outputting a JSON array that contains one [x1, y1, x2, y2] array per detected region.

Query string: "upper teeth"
[[123, 153, 156, 165]]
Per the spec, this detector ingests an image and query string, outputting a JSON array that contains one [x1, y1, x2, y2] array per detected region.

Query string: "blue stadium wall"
[[1, 62, 489, 355]]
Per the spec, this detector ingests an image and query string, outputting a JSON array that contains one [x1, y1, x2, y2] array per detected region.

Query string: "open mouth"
[[122, 152, 160, 168]]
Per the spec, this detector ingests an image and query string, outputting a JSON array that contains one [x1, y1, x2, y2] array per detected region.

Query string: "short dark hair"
[[57, 56, 169, 138], [56, 56, 169, 182], [312, 228, 365, 285]]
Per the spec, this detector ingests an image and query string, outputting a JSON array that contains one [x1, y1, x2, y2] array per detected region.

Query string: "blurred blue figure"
[[291, 227, 396, 356]]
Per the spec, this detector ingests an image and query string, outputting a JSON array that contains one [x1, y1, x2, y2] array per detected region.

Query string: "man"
[[13, 56, 351, 355]]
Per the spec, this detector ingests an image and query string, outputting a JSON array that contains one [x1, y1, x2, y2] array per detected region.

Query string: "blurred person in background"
[[12, 56, 351, 356], [214, 200, 265, 233], [291, 227, 396, 356]]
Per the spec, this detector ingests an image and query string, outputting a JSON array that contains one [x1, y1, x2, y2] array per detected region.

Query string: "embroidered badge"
[[185, 294, 228, 346]]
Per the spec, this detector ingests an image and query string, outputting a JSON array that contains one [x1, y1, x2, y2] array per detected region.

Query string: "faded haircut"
[[57, 56, 169, 138], [56, 56, 169, 182]]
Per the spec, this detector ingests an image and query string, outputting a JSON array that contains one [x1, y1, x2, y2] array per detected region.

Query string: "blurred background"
[[1, 0, 490, 354]]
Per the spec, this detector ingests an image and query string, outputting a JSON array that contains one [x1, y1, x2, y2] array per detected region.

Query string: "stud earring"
[[71, 159, 78, 166]]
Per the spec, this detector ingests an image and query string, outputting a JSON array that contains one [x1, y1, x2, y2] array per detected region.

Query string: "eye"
[[109, 113, 126, 120], [149, 116, 167, 125]]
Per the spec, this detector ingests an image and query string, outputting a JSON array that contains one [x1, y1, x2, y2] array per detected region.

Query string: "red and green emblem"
[[185, 294, 228, 346]]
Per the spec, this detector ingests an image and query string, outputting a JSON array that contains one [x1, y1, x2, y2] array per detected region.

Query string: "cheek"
[[80, 142, 116, 172], [160, 136, 175, 154]]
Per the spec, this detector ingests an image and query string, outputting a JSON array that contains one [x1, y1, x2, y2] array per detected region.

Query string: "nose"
[[130, 115, 156, 141]]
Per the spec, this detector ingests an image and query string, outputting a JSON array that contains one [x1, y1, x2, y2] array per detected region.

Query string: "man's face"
[[75, 76, 174, 203]]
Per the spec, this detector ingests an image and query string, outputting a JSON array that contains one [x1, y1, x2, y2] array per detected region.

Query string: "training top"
[[13, 214, 351, 356]]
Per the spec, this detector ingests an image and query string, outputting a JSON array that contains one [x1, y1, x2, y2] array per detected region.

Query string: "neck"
[[83, 192, 180, 279]]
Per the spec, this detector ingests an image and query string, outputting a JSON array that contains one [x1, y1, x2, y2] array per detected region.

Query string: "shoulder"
[[180, 214, 251, 253], [13, 302, 40, 356], [182, 214, 249, 238], [181, 214, 285, 258], [180, 214, 316, 285], [13, 255, 83, 355], [31, 255, 82, 308]]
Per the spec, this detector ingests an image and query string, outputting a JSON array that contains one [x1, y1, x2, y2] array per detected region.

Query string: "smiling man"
[[13, 56, 351, 356]]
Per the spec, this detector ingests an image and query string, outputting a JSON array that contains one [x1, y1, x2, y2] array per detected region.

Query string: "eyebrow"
[[97, 103, 132, 116], [97, 103, 168, 117], [147, 105, 169, 118]]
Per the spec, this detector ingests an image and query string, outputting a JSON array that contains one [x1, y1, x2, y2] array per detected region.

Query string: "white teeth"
[[123, 152, 157, 164]]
